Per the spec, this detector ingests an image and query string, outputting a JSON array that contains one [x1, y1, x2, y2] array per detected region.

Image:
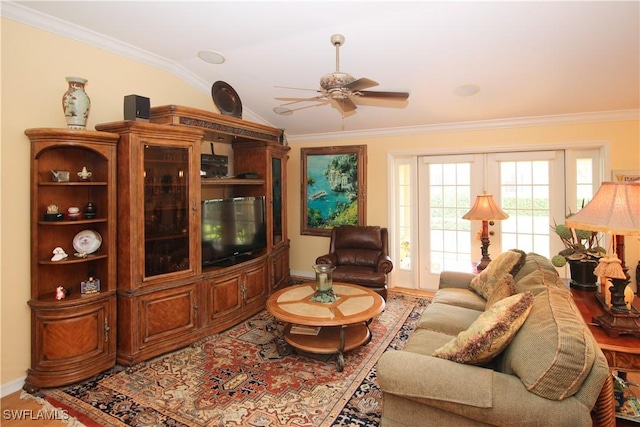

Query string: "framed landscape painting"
[[301, 145, 367, 236]]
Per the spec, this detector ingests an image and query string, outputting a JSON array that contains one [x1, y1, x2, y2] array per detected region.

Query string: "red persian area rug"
[[27, 294, 428, 427]]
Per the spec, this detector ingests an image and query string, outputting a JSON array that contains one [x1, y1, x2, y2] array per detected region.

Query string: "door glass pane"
[[272, 157, 283, 245], [144, 145, 190, 277], [428, 162, 472, 273], [398, 164, 412, 270], [500, 160, 551, 257]]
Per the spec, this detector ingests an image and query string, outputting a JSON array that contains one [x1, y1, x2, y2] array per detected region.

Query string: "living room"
[[1, 1, 639, 418]]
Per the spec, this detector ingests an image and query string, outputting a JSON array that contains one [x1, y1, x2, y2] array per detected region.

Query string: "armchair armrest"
[[377, 350, 492, 407], [438, 271, 476, 290], [376, 254, 394, 274]]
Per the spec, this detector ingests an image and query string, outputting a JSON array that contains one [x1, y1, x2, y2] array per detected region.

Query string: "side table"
[[571, 289, 640, 372], [571, 288, 640, 424]]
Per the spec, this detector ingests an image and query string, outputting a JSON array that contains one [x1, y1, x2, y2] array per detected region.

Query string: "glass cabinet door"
[[144, 145, 191, 277], [271, 156, 283, 246]]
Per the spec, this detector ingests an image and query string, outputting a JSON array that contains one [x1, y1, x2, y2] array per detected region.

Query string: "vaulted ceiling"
[[6, 1, 640, 139]]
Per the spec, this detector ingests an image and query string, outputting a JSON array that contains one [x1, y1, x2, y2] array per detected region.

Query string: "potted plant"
[[550, 213, 606, 290]]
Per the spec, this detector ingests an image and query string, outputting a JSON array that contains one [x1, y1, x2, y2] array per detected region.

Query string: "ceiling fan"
[[275, 34, 409, 115]]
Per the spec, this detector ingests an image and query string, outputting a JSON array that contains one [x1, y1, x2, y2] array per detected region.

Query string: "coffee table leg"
[[337, 325, 347, 372]]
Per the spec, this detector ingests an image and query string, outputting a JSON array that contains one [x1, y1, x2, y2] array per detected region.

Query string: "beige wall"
[[2, 18, 639, 390], [287, 124, 640, 282]]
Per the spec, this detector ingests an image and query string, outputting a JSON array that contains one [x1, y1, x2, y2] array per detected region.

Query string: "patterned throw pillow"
[[485, 274, 517, 309], [470, 250, 526, 300], [432, 291, 534, 365]]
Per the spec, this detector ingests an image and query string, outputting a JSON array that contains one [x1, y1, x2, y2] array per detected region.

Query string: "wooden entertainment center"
[[25, 106, 290, 389]]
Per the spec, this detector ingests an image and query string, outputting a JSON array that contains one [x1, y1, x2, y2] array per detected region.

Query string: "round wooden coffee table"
[[266, 282, 385, 371]]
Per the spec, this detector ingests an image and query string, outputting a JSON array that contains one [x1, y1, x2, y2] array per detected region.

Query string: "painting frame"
[[301, 145, 367, 236]]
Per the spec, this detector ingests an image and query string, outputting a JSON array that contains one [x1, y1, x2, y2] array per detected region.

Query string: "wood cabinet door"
[[29, 297, 116, 387], [208, 273, 242, 319], [137, 284, 198, 349], [270, 246, 290, 293], [244, 262, 268, 305]]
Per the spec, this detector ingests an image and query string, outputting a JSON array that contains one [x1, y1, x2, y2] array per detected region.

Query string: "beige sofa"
[[378, 252, 615, 427]]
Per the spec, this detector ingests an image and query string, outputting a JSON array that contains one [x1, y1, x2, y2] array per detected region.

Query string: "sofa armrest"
[[315, 253, 338, 266], [438, 271, 476, 290], [377, 350, 492, 408], [376, 254, 394, 274]]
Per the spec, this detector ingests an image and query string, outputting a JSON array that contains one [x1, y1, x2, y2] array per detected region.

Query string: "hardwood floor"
[[1, 391, 67, 426]]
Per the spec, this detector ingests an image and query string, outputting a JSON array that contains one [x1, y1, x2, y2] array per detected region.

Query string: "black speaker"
[[124, 95, 150, 121]]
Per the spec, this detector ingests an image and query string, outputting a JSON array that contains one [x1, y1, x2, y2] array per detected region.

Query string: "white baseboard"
[[1, 376, 26, 398], [291, 270, 313, 280]]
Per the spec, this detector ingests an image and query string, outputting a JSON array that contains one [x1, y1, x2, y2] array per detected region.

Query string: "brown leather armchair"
[[315, 225, 393, 300]]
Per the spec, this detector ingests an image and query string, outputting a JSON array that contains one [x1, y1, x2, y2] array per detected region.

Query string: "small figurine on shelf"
[[44, 204, 64, 221], [77, 166, 92, 181], [83, 201, 97, 219], [55, 286, 66, 300], [67, 206, 80, 220], [50, 170, 70, 182], [51, 247, 68, 261], [81, 274, 100, 294]]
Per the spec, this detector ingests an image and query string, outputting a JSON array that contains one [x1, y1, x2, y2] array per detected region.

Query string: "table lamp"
[[463, 192, 509, 272], [565, 181, 640, 336]]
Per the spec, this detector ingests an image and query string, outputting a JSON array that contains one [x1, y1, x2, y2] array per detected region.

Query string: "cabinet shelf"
[[201, 177, 265, 186], [39, 218, 107, 226], [38, 181, 108, 187], [39, 253, 108, 265], [28, 289, 115, 308]]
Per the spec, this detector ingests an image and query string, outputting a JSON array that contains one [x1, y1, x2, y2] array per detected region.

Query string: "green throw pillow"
[[432, 291, 534, 365], [470, 249, 526, 300]]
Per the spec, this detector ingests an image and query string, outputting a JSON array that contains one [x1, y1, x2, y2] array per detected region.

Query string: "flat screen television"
[[202, 196, 267, 267]]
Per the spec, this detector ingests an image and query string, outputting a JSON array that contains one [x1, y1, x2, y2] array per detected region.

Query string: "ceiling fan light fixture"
[[455, 84, 481, 97], [198, 50, 226, 64]]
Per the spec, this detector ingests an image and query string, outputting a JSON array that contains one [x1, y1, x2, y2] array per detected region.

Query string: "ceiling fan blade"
[[275, 96, 326, 106], [357, 90, 409, 100], [275, 85, 321, 93], [344, 77, 378, 92], [331, 96, 357, 113]]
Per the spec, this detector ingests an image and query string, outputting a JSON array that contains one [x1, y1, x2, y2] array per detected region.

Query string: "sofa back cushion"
[[513, 252, 565, 296], [496, 285, 596, 400]]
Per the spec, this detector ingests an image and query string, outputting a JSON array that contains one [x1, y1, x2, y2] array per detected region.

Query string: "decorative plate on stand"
[[211, 81, 242, 118], [73, 230, 102, 254]]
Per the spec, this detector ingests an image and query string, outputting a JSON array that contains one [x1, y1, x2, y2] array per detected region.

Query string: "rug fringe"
[[20, 390, 86, 427]]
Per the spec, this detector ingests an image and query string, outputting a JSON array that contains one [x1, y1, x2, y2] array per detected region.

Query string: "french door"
[[416, 151, 566, 290]]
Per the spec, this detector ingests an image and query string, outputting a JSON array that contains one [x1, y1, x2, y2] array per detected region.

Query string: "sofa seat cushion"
[[403, 329, 457, 356], [497, 285, 596, 400], [432, 288, 487, 311], [417, 303, 483, 336], [470, 249, 526, 299], [433, 292, 534, 365]]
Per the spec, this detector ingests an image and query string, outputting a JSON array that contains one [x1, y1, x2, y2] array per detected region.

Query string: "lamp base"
[[593, 311, 640, 338], [593, 293, 640, 337]]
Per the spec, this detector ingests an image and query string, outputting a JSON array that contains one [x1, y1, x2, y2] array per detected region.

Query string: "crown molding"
[[286, 109, 640, 144], [4, 2, 636, 143]]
